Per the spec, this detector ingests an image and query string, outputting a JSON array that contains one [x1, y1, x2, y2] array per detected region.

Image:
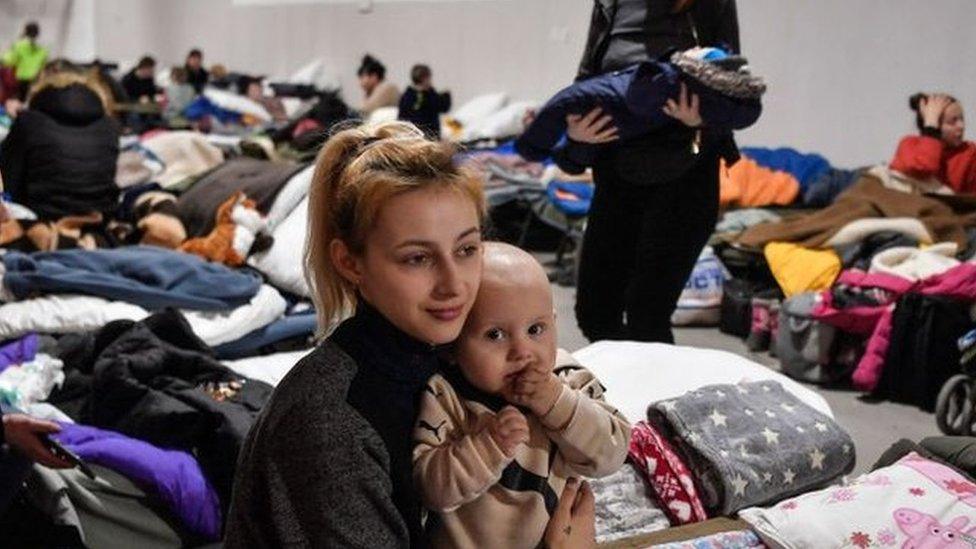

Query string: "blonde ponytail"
[[304, 121, 486, 335]]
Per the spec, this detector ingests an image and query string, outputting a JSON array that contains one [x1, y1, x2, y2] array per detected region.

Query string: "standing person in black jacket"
[[0, 70, 120, 221], [184, 48, 209, 94], [398, 64, 451, 139], [572, 0, 740, 343]]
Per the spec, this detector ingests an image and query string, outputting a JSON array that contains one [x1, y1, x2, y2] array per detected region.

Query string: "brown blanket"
[[737, 175, 976, 250]]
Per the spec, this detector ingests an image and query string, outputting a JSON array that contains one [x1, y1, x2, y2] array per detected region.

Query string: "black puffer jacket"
[[50, 309, 274, 510], [0, 83, 120, 220]]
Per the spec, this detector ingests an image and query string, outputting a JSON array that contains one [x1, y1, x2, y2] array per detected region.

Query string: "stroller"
[[935, 327, 976, 435]]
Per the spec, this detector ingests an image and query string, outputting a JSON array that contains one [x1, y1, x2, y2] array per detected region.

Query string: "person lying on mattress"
[[413, 242, 631, 549], [891, 92, 976, 194]]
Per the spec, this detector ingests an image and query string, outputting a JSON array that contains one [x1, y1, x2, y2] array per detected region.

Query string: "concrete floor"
[[551, 283, 938, 476]]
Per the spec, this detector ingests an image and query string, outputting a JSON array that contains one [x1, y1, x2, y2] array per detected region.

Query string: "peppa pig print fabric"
[[739, 452, 976, 549]]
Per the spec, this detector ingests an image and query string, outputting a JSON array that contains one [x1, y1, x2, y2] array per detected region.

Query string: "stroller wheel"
[[935, 374, 974, 435]]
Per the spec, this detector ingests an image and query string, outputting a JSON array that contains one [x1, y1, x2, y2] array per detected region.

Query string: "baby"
[[413, 242, 630, 549]]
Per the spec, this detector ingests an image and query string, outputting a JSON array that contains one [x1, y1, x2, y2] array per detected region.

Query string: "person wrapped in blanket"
[[413, 243, 631, 548], [890, 93, 976, 194], [515, 46, 765, 174]]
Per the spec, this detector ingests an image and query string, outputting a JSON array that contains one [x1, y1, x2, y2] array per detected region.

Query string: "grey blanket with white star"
[[648, 380, 855, 515]]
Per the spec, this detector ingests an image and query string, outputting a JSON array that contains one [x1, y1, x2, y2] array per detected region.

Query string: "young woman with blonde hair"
[[226, 121, 597, 548]]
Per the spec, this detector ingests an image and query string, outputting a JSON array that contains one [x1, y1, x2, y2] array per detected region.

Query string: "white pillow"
[[572, 341, 833, 425], [155, 69, 172, 89], [366, 106, 399, 126], [182, 284, 287, 347], [741, 453, 976, 548], [264, 165, 314, 232], [280, 97, 306, 119], [451, 92, 508, 128], [248, 196, 310, 297], [0, 288, 286, 347], [0, 295, 149, 340], [463, 100, 537, 141], [224, 349, 311, 387], [285, 58, 340, 91], [203, 88, 273, 122]]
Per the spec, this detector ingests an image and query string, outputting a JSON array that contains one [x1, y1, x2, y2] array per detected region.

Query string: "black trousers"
[[575, 148, 720, 343]]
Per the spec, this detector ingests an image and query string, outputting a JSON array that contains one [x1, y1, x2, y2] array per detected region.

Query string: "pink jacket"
[[813, 263, 976, 391]]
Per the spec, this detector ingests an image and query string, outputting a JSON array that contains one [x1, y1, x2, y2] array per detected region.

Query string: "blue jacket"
[[515, 58, 762, 173], [2, 246, 262, 311]]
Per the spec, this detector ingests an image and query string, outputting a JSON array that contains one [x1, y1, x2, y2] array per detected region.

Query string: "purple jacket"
[[55, 422, 222, 541], [0, 333, 39, 373]]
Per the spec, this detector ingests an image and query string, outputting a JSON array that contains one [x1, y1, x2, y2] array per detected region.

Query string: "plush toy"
[[2, 212, 104, 251], [133, 191, 187, 249], [180, 191, 272, 267]]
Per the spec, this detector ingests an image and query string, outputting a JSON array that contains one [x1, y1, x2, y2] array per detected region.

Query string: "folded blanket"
[[648, 380, 855, 515], [591, 461, 671, 543], [653, 530, 765, 549], [740, 453, 976, 548], [628, 421, 708, 525]]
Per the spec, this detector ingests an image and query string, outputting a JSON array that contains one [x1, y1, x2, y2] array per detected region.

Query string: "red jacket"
[[890, 134, 976, 194]]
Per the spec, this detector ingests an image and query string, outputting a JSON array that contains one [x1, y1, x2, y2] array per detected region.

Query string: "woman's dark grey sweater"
[[224, 342, 410, 548]]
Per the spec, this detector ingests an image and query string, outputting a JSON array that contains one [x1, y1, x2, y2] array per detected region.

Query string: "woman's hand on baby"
[[921, 94, 953, 128], [508, 365, 562, 417], [490, 406, 530, 457], [663, 83, 703, 128], [542, 478, 596, 549], [566, 107, 619, 144]]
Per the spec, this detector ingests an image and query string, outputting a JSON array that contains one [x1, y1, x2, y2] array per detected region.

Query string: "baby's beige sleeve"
[[538, 351, 631, 478], [412, 375, 512, 513]]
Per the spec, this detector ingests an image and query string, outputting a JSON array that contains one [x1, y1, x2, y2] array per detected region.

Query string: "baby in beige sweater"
[[413, 242, 630, 549]]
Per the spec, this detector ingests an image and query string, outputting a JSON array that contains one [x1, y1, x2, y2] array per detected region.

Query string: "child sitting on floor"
[[413, 242, 631, 549]]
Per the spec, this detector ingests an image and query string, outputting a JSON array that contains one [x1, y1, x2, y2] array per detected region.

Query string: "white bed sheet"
[[224, 349, 311, 386], [572, 341, 833, 425], [0, 285, 287, 348]]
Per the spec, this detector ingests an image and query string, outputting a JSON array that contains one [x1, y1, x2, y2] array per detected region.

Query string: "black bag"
[[874, 293, 972, 412], [719, 278, 780, 339], [713, 241, 777, 286]]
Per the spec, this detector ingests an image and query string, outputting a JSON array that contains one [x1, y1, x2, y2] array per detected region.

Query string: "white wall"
[[1, 0, 96, 61], [737, 0, 976, 167], [91, 0, 592, 108], [13, 0, 972, 168]]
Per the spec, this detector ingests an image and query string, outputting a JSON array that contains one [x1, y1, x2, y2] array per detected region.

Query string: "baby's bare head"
[[455, 242, 556, 396]]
